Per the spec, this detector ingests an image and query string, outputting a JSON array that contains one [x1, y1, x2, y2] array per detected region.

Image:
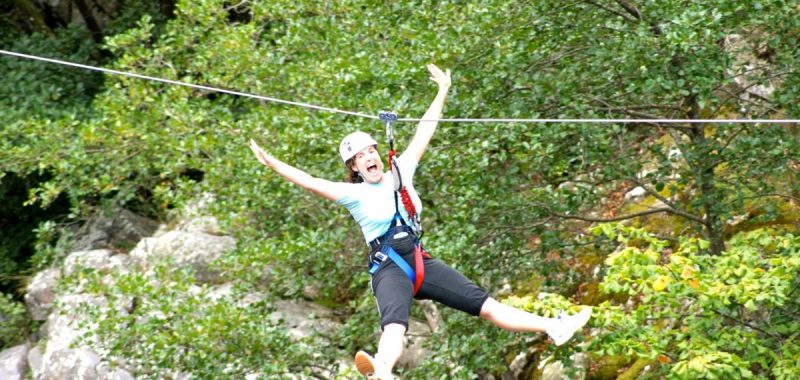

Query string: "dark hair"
[[345, 157, 363, 183]]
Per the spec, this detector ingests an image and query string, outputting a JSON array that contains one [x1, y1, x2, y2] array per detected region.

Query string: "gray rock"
[[41, 348, 102, 380], [508, 351, 528, 379], [419, 300, 443, 332], [38, 291, 132, 380], [539, 352, 588, 380], [181, 193, 216, 217], [109, 368, 136, 380], [25, 268, 62, 320], [624, 186, 647, 200], [72, 208, 158, 252], [44, 294, 108, 354], [64, 249, 131, 277], [0, 344, 30, 380], [178, 216, 222, 235], [268, 300, 341, 339], [724, 34, 778, 100], [96, 361, 135, 380], [129, 230, 236, 282], [27, 345, 43, 380], [172, 194, 221, 234]]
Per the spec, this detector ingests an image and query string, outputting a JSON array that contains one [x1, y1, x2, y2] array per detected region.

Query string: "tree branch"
[[540, 204, 685, 223], [738, 192, 800, 203], [715, 125, 751, 161], [697, 125, 753, 171], [616, 0, 663, 35], [627, 180, 707, 225], [603, 104, 684, 112], [588, 96, 694, 131], [582, 0, 637, 22], [711, 309, 782, 341], [786, 281, 800, 300], [615, 0, 642, 19]]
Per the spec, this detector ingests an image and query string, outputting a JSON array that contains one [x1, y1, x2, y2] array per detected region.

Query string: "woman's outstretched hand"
[[427, 63, 451, 90], [247, 138, 340, 201], [249, 138, 273, 168]]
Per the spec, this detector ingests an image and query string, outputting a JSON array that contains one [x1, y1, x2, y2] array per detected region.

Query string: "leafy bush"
[[69, 261, 346, 379], [2, 0, 800, 377], [30, 220, 75, 271], [0, 292, 30, 349], [0, 25, 101, 124], [591, 224, 800, 379]]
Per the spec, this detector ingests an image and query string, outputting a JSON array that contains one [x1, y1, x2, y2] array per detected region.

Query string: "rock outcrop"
[[17, 198, 425, 379], [71, 208, 159, 253], [0, 344, 30, 380]]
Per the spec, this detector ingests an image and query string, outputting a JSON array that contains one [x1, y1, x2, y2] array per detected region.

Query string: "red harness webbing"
[[387, 149, 427, 295], [388, 150, 418, 219], [413, 246, 430, 294]]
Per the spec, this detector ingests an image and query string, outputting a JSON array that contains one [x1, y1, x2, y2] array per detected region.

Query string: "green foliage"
[[0, 292, 30, 349], [0, 0, 176, 294], [0, 1, 178, 138], [29, 220, 75, 271], [2, 0, 800, 377], [3, 0, 797, 280], [0, 25, 101, 124], [591, 224, 800, 379], [69, 261, 343, 379], [407, 316, 519, 379]]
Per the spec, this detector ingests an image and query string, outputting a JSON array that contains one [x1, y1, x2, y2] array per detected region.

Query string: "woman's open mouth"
[[367, 164, 378, 174]]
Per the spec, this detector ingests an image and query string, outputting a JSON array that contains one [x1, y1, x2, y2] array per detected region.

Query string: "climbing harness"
[[367, 112, 430, 295]]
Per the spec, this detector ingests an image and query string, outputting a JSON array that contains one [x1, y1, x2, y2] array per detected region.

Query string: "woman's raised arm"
[[402, 64, 452, 164], [249, 139, 341, 201]]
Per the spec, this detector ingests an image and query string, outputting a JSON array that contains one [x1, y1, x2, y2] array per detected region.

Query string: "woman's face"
[[350, 145, 383, 183]]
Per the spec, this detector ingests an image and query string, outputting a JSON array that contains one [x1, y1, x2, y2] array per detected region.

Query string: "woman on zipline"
[[249, 64, 590, 379]]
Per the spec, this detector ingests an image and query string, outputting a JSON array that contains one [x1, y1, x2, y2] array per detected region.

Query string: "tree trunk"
[[159, 0, 176, 19], [686, 96, 725, 255], [73, 0, 104, 43], [11, 0, 54, 36]]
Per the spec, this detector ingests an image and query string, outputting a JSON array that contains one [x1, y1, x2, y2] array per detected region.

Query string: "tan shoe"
[[354, 350, 376, 377], [354, 351, 394, 379]]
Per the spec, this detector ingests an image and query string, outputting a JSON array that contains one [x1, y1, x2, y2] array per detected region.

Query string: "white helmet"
[[339, 131, 378, 162]]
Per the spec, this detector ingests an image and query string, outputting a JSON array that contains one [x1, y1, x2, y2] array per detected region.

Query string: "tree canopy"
[[1, 0, 799, 378]]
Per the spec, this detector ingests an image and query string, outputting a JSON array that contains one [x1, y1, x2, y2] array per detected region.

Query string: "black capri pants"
[[369, 234, 490, 330]]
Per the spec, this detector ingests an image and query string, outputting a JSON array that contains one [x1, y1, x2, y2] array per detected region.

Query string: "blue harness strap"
[[368, 213, 417, 283], [368, 245, 416, 284]]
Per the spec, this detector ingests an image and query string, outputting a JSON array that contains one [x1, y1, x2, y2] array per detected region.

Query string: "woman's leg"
[[479, 297, 555, 332], [479, 297, 591, 345], [359, 261, 414, 378], [415, 258, 590, 345], [375, 323, 406, 369]]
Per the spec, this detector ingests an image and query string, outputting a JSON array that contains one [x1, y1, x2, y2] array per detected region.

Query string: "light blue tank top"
[[333, 154, 422, 243]]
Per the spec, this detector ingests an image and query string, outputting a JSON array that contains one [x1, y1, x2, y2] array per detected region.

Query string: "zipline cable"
[[2, 49, 799, 125], [398, 117, 800, 124], [0, 49, 378, 120]]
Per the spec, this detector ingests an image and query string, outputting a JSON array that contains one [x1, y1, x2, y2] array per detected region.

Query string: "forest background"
[[1, 0, 799, 379]]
